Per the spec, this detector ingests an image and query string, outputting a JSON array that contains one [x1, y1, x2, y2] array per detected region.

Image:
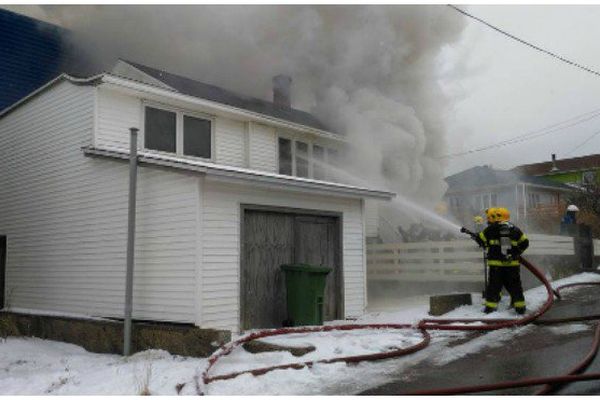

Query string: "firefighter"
[[475, 207, 529, 314]]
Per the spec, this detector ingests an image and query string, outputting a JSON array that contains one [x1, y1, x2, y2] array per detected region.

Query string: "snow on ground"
[[0, 338, 205, 395], [545, 323, 592, 335], [2, 272, 600, 395]]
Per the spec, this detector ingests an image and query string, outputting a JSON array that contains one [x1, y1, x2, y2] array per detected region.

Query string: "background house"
[[444, 165, 572, 232], [513, 153, 600, 188], [0, 59, 393, 334]]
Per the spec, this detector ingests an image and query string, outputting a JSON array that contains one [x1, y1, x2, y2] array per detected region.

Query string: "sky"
[[4, 4, 600, 179], [442, 5, 600, 175]]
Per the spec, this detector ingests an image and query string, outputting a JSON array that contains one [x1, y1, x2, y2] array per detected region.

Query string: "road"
[[361, 285, 600, 395]]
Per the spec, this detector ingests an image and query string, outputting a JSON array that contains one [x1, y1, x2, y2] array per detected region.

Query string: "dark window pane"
[[296, 141, 309, 178], [145, 107, 176, 153], [184, 115, 212, 158], [313, 144, 325, 180], [278, 137, 292, 175]]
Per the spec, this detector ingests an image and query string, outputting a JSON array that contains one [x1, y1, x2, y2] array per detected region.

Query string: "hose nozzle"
[[460, 226, 480, 243]]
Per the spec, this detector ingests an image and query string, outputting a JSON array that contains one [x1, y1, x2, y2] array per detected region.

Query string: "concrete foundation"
[[0, 311, 230, 357], [429, 293, 473, 316]]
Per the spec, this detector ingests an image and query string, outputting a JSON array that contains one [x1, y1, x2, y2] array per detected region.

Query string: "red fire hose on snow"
[[199, 257, 600, 395]]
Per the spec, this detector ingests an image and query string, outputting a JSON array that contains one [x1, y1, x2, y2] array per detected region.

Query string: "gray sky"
[[442, 5, 600, 175], [5, 4, 600, 178]]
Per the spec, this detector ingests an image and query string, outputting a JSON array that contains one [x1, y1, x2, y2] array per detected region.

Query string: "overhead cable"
[[440, 107, 600, 159], [566, 129, 600, 156], [448, 4, 600, 78]]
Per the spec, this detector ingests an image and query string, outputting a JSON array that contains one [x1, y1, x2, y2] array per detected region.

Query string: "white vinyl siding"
[[0, 81, 199, 323], [215, 117, 245, 167], [248, 122, 277, 172], [201, 179, 366, 332], [96, 87, 141, 149]]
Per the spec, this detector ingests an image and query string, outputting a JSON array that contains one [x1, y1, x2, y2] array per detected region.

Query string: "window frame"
[[142, 100, 215, 162], [276, 131, 337, 180]]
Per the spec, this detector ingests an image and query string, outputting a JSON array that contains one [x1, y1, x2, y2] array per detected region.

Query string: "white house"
[[0, 60, 393, 333]]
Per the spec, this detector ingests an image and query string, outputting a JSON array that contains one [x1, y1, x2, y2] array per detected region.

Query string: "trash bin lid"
[[281, 263, 331, 274]]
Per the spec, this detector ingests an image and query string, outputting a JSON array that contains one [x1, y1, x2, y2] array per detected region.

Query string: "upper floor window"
[[295, 141, 309, 178], [313, 144, 325, 180], [278, 135, 340, 180], [145, 107, 176, 153], [144, 105, 213, 160], [278, 137, 292, 175]]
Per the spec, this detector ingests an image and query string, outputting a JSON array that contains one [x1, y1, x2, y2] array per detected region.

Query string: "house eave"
[[82, 146, 395, 200], [445, 181, 573, 196]]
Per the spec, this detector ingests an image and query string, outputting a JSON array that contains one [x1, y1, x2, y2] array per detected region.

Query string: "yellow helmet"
[[485, 207, 497, 223], [497, 207, 510, 222]]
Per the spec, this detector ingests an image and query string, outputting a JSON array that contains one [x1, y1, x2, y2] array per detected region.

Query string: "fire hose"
[[200, 257, 600, 395]]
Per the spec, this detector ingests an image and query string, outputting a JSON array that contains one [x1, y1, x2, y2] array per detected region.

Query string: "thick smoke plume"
[[43, 5, 466, 218]]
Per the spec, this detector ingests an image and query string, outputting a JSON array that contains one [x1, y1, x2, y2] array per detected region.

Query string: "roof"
[[120, 60, 331, 133], [0, 8, 69, 111], [445, 165, 571, 193], [513, 154, 600, 176], [83, 146, 394, 200]]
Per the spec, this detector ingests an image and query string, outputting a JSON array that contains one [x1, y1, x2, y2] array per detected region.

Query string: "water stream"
[[306, 156, 462, 233]]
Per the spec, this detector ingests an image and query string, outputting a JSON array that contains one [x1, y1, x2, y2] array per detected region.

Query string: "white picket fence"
[[367, 234, 575, 282]]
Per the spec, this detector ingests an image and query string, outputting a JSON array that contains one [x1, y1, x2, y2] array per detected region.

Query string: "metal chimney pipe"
[[551, 153, 559, 171], [273, 74, 292, 109], [124, 127, 139, 356]]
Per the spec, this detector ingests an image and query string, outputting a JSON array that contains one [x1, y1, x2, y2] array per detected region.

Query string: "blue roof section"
[[445, 165, 571, 192], [0, 8, 74, 111]]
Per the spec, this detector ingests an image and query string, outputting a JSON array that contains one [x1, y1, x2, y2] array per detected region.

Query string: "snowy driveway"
[[2, 272, 599, 395]]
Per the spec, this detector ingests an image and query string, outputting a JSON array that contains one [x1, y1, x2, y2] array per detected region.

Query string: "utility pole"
[[124, 127, 139, 356]]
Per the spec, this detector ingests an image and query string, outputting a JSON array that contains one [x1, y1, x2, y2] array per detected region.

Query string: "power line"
[[440, 107, 600, 159], [566, 129, 600, 156], [448, 5, 600, 78]]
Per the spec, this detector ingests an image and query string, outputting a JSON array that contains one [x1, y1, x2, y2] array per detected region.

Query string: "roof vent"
[[273, 74, 292, 109], [551, 153, 559, 171]]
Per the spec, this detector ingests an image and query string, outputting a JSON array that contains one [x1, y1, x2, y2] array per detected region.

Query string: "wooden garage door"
[[242, 210, 340, 330]]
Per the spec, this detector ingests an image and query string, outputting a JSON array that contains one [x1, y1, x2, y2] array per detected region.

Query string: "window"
[[184, 115, 211, 158], [326, 148, 340, 181], [277, 135, 341, 180], [296, 141, 309, 178], [278, 137, 292, 175], [582, 171, 597, 185], [144, 105, 213, 160], [528, 192, 541, 208], [145, 107, 176, 153], [313, 145, 325, 180]]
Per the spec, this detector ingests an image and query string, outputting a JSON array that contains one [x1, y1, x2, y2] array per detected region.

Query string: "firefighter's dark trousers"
[[485, 266, 526, 310]]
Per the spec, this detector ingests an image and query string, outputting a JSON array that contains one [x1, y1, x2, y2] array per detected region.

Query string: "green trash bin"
[[281, 263, 331, 327]]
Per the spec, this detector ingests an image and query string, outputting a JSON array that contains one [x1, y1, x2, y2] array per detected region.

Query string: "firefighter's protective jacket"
[[476, 222, 529, 266]]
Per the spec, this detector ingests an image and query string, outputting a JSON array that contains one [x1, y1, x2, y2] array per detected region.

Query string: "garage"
[[241, 207, 342, 330]]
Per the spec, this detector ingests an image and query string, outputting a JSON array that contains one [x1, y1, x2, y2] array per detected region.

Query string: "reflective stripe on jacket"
[[479, 222, 529, 267]]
